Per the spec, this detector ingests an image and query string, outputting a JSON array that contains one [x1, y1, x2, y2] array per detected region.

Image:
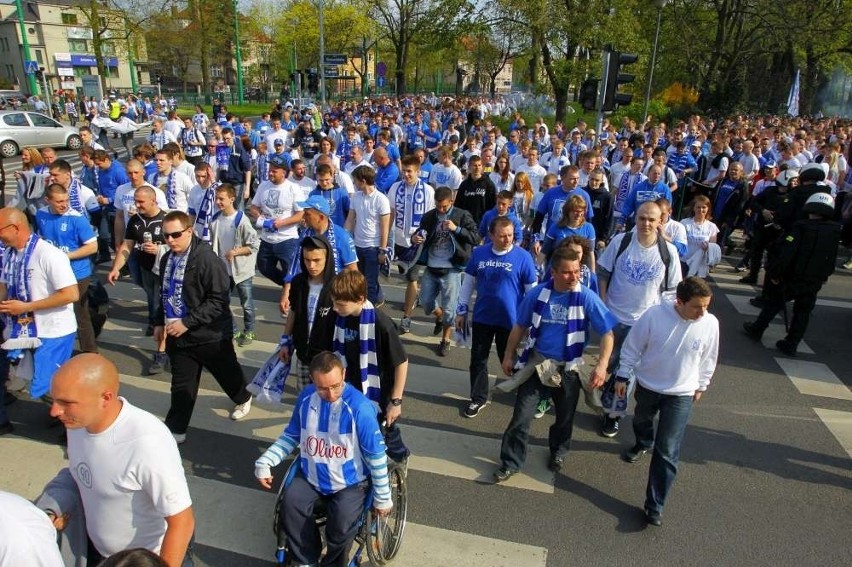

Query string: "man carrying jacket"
[[155, 211, 252, 444], [412, 186, 479, 356]]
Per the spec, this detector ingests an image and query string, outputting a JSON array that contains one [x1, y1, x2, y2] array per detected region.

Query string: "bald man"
[[0, 207, 78, 400], [43, 354, 194, 567]]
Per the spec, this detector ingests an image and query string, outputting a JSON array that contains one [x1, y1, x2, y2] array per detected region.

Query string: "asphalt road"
[[0, 149, 850, 565]]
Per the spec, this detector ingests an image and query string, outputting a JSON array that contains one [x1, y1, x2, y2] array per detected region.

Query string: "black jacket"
[[768, 218, 841, 284], [416, 205, 480, 269], [288, 235, 336, 363], [219, 144, 251, 185], [156, 236, 233, 347]]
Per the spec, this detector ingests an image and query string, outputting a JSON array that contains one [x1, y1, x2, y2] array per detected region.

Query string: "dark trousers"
[[356, 246, 383, 304], [257, 239, 299, 286], [746, 227, 779, 280], [73, 278, 98, 353], [499, 367, 582, 471], [164, 339, 251, 434], [753, 279, 823, 346], [469, 322, 510, 404], [632, 383, 694, 515], [282, 472, 367, 567]]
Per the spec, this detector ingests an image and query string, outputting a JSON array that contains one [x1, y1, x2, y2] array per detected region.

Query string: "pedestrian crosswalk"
[[2, 276, 552, 566]]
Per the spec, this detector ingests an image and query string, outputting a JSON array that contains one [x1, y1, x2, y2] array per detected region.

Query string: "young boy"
[[210, 184, 260, 346], [479, 191, 524, 247]]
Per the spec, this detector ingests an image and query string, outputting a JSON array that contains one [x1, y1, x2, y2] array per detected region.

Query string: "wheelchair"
[[272, 453, 408, 566]]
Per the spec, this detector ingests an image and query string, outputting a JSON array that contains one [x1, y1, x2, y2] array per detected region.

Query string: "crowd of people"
[[0, 93, 849, 565]]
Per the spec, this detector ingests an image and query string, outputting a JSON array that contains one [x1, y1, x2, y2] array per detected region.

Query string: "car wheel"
[[0, 140, 18, 158], [66, 134, 82, 151]]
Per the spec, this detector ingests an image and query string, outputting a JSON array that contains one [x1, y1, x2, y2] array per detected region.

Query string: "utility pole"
[[318, 0, 327, 107], [595, 48, 611, 146], [233, 0, 244, 104], [14, 0, 38, 95]]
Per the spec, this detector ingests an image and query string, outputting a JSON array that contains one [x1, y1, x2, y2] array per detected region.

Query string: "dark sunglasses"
[[164, 228, 189, 240]]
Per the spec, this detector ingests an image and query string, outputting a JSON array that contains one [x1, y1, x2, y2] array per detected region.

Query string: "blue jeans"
[[257, 238, 299, 286], [419, 268, 461, 326], [231, 277, 255, 332], [356, 246, 383, 303], [469, 322, 510, 404], [632, 383, 694, 515], [500, 365, 582, 471]]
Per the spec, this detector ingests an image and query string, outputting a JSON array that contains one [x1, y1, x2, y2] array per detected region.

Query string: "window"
[[3, 113, 28, 127], [74, 67, 90, 77], [5, 65, 14, 80], [68, 39, 87, 52], [29, 113, 58, 127], [62, 13, 79, 25], [211, 65, 223, 78], [35, 50, 43, 64]]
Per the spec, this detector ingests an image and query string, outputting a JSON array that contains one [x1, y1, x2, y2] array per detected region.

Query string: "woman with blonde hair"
[[511, 171, 534, 225], [681, 194, 720, 277]]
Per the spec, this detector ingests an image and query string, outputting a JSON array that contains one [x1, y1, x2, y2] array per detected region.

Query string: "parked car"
[[0, 110, 82, 158]]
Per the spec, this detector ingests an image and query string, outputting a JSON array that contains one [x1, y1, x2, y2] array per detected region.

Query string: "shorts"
[[32, 332, 76, 399], [394, 244, 423, 282]]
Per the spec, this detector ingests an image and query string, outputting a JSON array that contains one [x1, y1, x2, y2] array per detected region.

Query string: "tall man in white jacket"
[[614, 277, 719, 527]]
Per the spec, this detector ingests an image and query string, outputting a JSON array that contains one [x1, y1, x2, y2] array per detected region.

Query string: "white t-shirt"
[[738, 154, 760, 180], [489, 171, 515, 194], [429, 163, 463, 190], [176, 160, 196, 180], [215, 211, 238, 275], [114, 182, 168, 224], [288, 175, 316, 199], [67, 399, 192, 557], [515, 163, 548, 193], [251, 180, 304, 243], [0, 491, 64, 567], [0, 239, 77, 338], [351, 189, 391, 247], [335, 170, 355, 194], [681, 217, 719, 262], [187, 184, 220, 219], [662, 219, 689, 259], [609, 160, 632, 191], [344, 159, 373, 176], [164, 118, 184, 138], [146, 169, 194, 212], [598, 232, 683, 326]]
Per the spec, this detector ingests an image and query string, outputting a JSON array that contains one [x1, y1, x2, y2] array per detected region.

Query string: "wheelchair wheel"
[[365, 462, 408, 565]]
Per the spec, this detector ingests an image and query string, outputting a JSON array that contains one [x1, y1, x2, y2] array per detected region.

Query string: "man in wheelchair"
[[255, 352, 393, 567]]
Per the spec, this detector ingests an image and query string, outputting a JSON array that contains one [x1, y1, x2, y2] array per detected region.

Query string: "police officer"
[[742, 193, 841, 356]]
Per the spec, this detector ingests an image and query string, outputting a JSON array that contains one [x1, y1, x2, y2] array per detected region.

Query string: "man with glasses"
[[0, 207, 79, 402], [154, 211, 253, 444]]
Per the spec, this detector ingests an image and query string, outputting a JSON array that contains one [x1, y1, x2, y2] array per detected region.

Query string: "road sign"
[[324, 53, 347, 65], [324, 65, 339, 78], [377, 76, 386, 88], [24, 60, 39, 75], [376, 62, 387, 77]]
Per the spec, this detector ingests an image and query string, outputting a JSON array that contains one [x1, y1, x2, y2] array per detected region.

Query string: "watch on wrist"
[[390, 397, 403, 406]]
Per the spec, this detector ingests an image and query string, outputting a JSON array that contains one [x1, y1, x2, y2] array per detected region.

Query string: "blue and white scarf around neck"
[[2, 234, 42, 350], [162, 247, 191, 320], [332, 301, 381, 403], [67, 178, 83, 214], [194, 182, 220, 243], [394, 179, 427, 235], [155, 171, 178, 209], [516, 281, 586, 372]]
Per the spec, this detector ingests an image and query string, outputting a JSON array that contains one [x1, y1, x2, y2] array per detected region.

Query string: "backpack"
[[614, 231, 673, 292]]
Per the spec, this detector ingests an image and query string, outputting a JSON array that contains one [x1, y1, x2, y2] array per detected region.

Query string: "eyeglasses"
[[315, 381, 345, 393], [163, 228, 189, 240]]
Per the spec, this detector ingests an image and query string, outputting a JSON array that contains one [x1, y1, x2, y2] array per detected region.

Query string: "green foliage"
[[610, 99, 670, 125]]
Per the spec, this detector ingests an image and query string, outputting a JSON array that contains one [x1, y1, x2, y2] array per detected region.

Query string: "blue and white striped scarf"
[[155, 171, 178, 209], [162, 247, 190, 320], [517, 282, 586, 372], [194, 182, 220, 243], [67, 178, 84, 214], [394, 179, 427, 235], [1, 234, 42, 350], [332, 301, 381, 403]]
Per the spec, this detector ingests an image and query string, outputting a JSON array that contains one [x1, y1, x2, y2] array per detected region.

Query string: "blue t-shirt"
[[516, 283, 617, 360], [465, 245, 537, 329], [620, 180, 672, 220], [97, 162, 129, 203], [418, 161, 433, 183], [536, 186, 594, 233], [542, 222, 596, 258], [309, 187, 351, 228], [35, 209, 96, 280], [479, 209, 524, 246], [285, 224, 357, 283], [375, 163, 400, 194]]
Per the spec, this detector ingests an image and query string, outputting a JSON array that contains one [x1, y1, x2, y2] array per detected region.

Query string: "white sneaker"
[[230, 398, 252, 420], [172, 433, 186, 444]]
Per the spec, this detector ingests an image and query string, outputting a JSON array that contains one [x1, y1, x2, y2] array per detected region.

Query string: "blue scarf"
[[155, 171, 178, 209], [194, 182, 220, 243], [394, 179, 427, 236], [332, 301, 381, 403], [516, 281, 586, 371], [67, 178, 84, 214], [162, 247, 190, 320], [2, 234, 42, 351]]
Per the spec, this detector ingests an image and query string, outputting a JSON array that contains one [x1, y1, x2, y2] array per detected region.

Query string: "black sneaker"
[[433, 317, 443, 336], [749, 297, 766, 308], [622, 445, 649, 463], [437, 340, 450, 357], [742, 322, 763, 341], [776, 339, 797, 357], [738, 275, 758, 284], [493, 467, 515, 483], [601, 416, 620, 438], [463, 400, 487, 418], [644, 508, 662, 527], [548, 454, 565, 472]]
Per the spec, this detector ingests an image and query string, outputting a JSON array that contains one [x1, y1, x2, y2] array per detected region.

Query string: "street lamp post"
[[643, 0, 668, 124], [233, 0, 244, 105], [318, 0, 327, 107], [14, 0, 38, 95]]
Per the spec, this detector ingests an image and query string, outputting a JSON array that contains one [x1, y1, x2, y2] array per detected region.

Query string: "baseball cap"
[[297, 195, 331, 216], [268, 155, 289, 169], [273, 138, 284, 147], [690, 140, 702, 147]]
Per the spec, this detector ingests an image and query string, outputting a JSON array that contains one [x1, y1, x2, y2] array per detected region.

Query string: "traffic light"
[[603, 51, 637, 111], [579, 79, 599, 111]]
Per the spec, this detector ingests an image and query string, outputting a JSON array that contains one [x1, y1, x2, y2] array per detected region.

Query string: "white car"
[[0, 110, 82, 158]]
